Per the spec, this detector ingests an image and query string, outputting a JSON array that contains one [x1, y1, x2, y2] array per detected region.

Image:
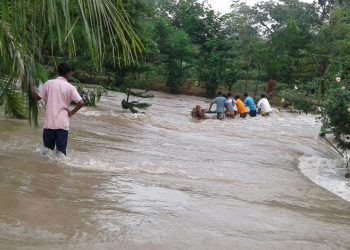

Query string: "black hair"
[[235, 95, 240, 99], [261, 94, 266, 98], [243, 92, 248, 97], [227, 92, 232, 97], [57, 63, 72, 76], [218, 91, 223, 96]]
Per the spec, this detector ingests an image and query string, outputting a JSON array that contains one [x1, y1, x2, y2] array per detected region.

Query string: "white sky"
[[207, 0, 315, 14]]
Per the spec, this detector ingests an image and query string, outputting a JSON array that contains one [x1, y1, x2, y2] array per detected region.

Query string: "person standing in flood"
[[34, 63, 84, 155], [224, 93, 236, 118], [209, 92, 226, 120], [235, 95, 248, 118], [243, 92, 257, 117], [257, 94, 273, 116]]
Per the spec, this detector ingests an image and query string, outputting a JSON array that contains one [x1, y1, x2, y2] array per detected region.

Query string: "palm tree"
[[0, 0, 143, 125]]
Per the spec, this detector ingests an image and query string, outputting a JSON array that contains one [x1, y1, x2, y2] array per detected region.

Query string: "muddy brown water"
[[0, 91, 349, 250]]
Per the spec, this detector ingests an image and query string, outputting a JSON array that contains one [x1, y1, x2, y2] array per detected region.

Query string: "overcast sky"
[[207, 0, 315, 14]]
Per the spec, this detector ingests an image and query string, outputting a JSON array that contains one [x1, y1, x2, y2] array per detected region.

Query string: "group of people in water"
[[192, 92, 273, 120]]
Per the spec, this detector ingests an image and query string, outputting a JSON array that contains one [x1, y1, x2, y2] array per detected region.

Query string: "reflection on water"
[[0, 91, 350, 250]]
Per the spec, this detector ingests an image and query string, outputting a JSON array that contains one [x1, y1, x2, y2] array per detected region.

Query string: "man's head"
[[227, 92, 232, 98], [57, 63, 73, 79], [235, 95, 240, 100], [218, 91, 223, 96], [261, 94, 266, 98], [243, 92, 248, 97]]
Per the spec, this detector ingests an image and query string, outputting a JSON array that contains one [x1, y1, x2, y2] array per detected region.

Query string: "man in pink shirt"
[[34, 63, 84, 155]]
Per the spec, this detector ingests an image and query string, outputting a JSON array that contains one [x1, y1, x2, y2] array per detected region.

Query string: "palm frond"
[[2, 88, 26, 120], [0, 0, 143, 125]]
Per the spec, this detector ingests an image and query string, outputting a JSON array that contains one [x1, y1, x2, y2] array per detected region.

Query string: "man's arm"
[[33, 83, 48, 101], [209, 97, 218, 111], [67, 100, 84, 117], [32, 84, 44, 101], [33, 91, 42, 101], [208, 103, 212, 111], [257, 100, 262, 108], [243, 98, 248, 106]]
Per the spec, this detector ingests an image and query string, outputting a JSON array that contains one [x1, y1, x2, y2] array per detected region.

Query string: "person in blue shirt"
[[209, 92, 226, 120], [243, 92, 257, 117]]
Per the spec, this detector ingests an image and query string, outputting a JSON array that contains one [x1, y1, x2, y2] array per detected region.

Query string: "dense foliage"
[[0, 0, 349, 153], [321, 80, 350, 150], [0, 0, 142, 124]]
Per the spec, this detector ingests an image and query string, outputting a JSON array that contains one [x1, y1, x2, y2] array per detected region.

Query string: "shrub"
[[320, 78, 350, 151], [280, 87, 316, 114]]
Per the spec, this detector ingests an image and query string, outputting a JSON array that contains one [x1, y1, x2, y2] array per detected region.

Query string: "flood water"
[[0, 91, 350, 250]]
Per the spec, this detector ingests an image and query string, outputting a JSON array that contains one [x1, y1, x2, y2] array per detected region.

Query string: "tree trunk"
[[320, 79, 325, 96], [127, 88, 131, 103], [245, 58, 251, 92], [318, 62, 327, 96], [245, 69, 249, 92], [254, 65, 261, 97], [228, 83, 233, 93]]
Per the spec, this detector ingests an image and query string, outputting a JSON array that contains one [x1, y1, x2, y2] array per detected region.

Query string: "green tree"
[[226, 2, 259, 91], [155, 0, 224, 96], [319, 6, 350, 158], [155, 18, 194, 93], [0, 0, 142, 124], [312, 5, 350, 95], [252, 0, 320, 85], [104, 0, 156, 85], [198, 38, 226, 96], [321, 80, 350, 151]]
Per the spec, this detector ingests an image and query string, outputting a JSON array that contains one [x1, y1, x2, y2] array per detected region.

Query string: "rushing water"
[[0, 91, 350, 250]]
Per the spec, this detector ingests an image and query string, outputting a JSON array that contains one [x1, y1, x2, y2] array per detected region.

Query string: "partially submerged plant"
[[77, 85, 107, 107]]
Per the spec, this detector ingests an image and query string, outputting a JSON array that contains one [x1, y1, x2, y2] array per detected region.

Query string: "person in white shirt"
[[257, 94, 272, 116]]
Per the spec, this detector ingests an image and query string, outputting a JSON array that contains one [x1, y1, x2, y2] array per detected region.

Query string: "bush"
[[320, 78, 350, 151], [280, 87, 316, 114]]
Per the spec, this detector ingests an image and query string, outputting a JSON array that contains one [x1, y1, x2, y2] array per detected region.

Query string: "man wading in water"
[[209, 92, 226, 120], [34, 63, 84, 155]]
